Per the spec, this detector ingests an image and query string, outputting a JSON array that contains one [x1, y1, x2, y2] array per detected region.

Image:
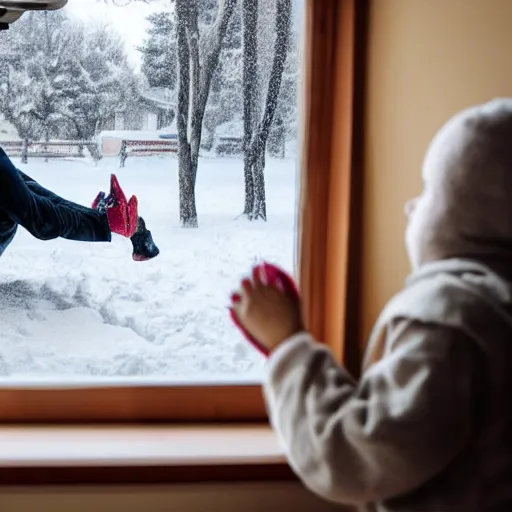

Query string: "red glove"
[[229, 262, 300, 357], [106, 174, 138, 238]]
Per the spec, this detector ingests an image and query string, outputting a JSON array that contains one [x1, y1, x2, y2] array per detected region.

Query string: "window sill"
[[0, 424, 294, 485]]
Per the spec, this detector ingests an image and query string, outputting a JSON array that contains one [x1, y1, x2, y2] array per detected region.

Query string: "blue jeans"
[[0, 147, 111, 257]]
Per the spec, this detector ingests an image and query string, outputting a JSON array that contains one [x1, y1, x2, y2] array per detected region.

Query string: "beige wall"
[[362, 0, 512, 343], [0, 483, 339, 512]]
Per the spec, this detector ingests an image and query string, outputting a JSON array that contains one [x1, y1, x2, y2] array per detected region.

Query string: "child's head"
[[405, 98, 512, 271]]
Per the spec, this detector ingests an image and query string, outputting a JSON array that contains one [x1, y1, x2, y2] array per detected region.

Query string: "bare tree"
[[241, 0, 291, 221], [241, 0, 257, 216], [176, 0, 238, 228]]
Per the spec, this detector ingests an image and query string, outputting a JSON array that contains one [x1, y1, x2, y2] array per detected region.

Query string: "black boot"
[[131, 217, 160, 262]]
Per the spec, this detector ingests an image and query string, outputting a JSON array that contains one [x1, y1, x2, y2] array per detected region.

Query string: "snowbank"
[[99, 130, 175, 142], [98, 129, 179, 157], [0, 155, 297, 382]]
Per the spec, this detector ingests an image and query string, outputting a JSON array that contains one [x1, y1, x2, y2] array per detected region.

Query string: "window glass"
[[0, 0, 303, 383]]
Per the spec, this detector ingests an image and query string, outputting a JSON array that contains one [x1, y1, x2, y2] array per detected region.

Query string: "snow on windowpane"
[[0, 0, 303, 382]]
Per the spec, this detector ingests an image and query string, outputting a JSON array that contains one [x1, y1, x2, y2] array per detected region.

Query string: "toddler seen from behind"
[[231, 99, 512, 511]]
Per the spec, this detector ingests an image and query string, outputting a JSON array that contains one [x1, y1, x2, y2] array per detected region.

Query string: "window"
[[0, 0, 362, 422], [146, 112, 158, 130]]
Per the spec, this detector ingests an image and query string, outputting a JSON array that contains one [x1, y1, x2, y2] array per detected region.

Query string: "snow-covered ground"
[[0, 154, 298, 383]]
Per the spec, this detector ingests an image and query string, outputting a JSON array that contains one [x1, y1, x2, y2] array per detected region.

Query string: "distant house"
[[104, 88, 176, 133], [98, 88, 178, 157], [0, 88, 177, 155]]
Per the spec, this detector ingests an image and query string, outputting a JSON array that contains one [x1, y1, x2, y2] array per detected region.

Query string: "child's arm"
[[263, 320, 480, 506]]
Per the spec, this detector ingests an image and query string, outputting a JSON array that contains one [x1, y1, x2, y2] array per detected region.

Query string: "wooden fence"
[[0, 140, 102, 163], [119, 139, 178, 168]]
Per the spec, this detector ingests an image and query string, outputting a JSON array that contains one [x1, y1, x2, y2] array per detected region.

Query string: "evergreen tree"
[[0, 11, 138, 142], [138, 12, 177, 90], [0, 11, 76, 142], [66, 22, 139, 139]]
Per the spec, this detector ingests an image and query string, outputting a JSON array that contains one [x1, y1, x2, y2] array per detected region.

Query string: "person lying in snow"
[[0, 147, 159, 261], [231, 98, 512, 511]]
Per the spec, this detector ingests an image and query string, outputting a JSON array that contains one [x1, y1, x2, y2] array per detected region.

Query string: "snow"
[[0, 117, 19, 141], [98, 130, 177, 142], [216, 120, 243, 138], [0, 154, 298, 383], [140, 87, 176, 109]]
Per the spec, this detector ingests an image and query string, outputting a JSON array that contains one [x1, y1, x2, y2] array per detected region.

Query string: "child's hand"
[[231, 266, 304, 353]]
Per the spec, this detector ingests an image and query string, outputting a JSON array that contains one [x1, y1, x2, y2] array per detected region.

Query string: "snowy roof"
[[140, 87, 176, 110], [98, 129, 176, 142]]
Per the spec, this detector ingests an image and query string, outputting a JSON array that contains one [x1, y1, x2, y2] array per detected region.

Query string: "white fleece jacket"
[[263, 260, 512, 511], [263, 99, 512, 511]]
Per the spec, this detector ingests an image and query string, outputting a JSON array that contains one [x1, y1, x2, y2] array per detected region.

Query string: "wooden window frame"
[[0, 0, 366, 424]]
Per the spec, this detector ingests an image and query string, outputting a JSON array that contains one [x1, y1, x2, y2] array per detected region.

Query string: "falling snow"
[[0, 0, 302, 382]]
